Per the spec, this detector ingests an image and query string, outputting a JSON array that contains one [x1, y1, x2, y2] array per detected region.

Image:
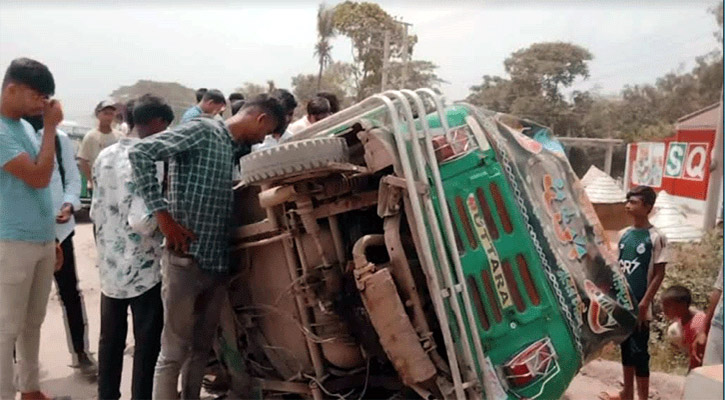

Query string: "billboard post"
[[703, 90, 723, 229]]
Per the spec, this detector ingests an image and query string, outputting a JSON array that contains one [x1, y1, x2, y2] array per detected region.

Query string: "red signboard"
[[625, 130, 714, 200]]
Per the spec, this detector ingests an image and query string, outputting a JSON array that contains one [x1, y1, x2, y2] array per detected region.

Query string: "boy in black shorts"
[[604, 185, 668, 400]]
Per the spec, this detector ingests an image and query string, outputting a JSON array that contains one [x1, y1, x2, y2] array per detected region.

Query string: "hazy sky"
[[0, 0, 720, 125]]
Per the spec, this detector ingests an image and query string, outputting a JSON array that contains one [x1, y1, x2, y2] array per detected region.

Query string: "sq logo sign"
[[664, 142, 687, 178], [682, 143, 709, 181]]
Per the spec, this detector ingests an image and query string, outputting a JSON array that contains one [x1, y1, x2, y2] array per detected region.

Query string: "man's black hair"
[[202, 89, 226, 105], [231, 100, 246, 116], [316, 91, 340, 113], [125, 99, 136, 131], [2, 58, 55, 96], [133, 94, 175, 126], [627, 185, 657, 207], [307, 97, 331, 117], [271, 88, 298, 114], [243, 93, 288, 134], [662, 285, 692, 306], [229, 92, 245, 102], [195, 87, 208, 102]]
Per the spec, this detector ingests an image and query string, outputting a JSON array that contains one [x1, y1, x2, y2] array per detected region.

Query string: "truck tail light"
[[432, 127, 473, 163], [503, 337, 558, 388]]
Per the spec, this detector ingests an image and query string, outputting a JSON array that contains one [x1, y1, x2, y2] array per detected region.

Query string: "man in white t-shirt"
[[77, 100, 121, 187]]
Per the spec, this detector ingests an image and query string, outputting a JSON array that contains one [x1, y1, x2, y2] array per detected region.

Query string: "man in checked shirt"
[[128, 93, 287, 399]]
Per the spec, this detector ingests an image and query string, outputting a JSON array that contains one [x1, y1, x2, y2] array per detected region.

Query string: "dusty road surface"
[[33, 222, 686, 399]]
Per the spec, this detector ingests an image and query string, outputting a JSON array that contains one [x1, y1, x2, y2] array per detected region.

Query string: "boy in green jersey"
[[604, 185, 668, 400]]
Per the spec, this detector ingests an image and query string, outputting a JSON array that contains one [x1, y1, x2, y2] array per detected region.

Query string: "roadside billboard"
[[625, 130, 714, 200]]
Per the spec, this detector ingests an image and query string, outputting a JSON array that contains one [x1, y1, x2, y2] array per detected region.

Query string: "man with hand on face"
[[180, 88, 226, 124], [22, 112, 96, 379], [128, 93, 286, 400], [0, 57, 64, 400], [91, 94, 174, 400]]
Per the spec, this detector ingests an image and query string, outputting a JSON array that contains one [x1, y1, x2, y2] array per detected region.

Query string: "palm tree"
[[315, 3, 336, 90]]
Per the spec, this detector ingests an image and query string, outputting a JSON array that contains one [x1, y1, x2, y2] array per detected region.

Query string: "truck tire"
[[240, 137, 349, 185]]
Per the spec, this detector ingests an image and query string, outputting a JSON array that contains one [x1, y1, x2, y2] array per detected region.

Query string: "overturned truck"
[[217, 89, 638, 399]]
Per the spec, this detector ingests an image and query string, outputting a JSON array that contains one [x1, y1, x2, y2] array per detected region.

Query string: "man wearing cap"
[[77, 100, 122, 186]]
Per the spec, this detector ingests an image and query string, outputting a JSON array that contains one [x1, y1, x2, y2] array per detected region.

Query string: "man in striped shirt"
[[129, 93, 286, 399]]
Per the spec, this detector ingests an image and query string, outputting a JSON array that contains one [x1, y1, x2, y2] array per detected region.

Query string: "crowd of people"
[[0, 57, 338, 400], [0, 57, 721, 400]]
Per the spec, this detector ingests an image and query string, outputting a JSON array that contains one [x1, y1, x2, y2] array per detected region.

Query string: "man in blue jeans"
[[0, 58, 64, 400]]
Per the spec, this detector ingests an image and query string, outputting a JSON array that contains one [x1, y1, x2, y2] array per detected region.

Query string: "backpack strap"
[[55, 134, 66, 187]]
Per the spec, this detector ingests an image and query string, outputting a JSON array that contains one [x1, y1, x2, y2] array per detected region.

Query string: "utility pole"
[[382, 30, 390, 91], [396, 18, 412, 89], [703, 88, 724, 230]]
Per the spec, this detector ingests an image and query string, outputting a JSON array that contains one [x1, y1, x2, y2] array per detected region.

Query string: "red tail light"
[[432, 127, 473, 163], [503, 338, 557, 388]]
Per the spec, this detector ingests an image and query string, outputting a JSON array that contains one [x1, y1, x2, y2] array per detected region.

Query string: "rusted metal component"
[[242, 239, 315, 378], [313, 306, 365, 369], [383, 214, 449, 374], [353, 235, 438, 387], [253, 378, 312, 395], [377, 176, 404, 218], [258, 185, 297, 208], [311, 190, 378, 219], [309, 381, 324, 400], [232, 232, 292, 250], [295, 196, 332, 267], [358, 127, 397, 172], [311, 262, 365, 370], [328, 215, 346, 267], [381, 174, 427, 194], [232, 219, 277, 240], [293, 173, 372, 200], [264, 201, 326, 380]]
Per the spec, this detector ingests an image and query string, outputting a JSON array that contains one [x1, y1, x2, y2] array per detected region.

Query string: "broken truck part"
[[219, 88, 638, 399]]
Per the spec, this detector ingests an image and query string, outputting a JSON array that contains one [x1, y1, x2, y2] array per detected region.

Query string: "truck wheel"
[[240, 137, 349, 185]]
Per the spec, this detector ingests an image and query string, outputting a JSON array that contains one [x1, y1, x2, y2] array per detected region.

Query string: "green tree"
[[291, 61, 356, 116], [331, 1, 417, 99], [467, 42, 593, 135], [712, 2, 723, 46], [579, 4, 722, 142], [504, 42, 592, 102], [386, 60, 446, 90], [315, 3, 336, 90]]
